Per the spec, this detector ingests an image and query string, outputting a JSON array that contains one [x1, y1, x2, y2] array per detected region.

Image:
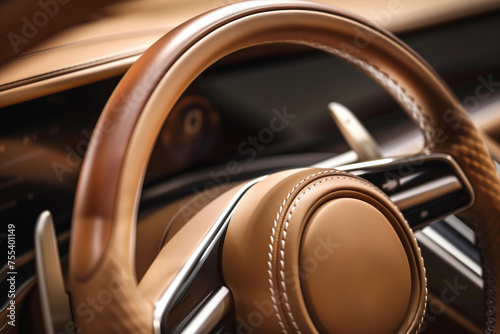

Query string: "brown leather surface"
[[0, 0, 117, 69], [135, 193, 196, 281], [135, 184, 235, 281], [2, 0, 499, 108], [68, 1, 500, 332], [484, 134, 500, 163], [301, 198, 411, 333], [138, 182, 245, 304], [223, 168, 425, 333]]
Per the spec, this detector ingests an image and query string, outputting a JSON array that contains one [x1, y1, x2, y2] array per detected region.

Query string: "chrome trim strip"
[[420, 227, 482, 278], [333, 153, 475, 226], [35, 211, 73, 334], [390, 175, 462, 211], [444, 215, 476, 244], [180, 287, 232, 334], [415, 229, 483, 288], [335, 156, 398, 171], [153, 176, 266, 334]]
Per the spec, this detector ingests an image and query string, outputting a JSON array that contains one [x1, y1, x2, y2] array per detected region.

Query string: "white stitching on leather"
[[268, 174, 374, 333], [268, 169, 339, 333], [268, 170, 379, 332], [278, 175, 382, 332], [278, 176, 338, 332], [415, 238, 428, 333], [268, 170, 427, 333]]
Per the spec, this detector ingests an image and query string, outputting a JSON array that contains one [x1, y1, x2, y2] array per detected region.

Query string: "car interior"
[[1, 0, 500, 333]]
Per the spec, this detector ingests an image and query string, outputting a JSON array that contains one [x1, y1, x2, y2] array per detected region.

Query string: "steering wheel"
[[68, 1, 500, 333]]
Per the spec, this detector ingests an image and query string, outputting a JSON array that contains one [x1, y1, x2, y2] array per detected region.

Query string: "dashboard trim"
[[0, 55, 139, 108]]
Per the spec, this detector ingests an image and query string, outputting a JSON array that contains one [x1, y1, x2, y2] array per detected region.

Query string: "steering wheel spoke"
[[138, 178, 262, 334], [336, 153, 475, 229]]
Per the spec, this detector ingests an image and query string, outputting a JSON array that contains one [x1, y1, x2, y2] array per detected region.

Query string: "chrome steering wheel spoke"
[[335, 153, 475, 229]]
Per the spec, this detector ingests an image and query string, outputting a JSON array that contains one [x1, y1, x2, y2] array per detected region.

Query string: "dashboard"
[[1, 7, 500, 333]]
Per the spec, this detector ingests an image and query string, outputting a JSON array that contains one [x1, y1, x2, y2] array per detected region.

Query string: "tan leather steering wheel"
[[68, 1, 500, 333]]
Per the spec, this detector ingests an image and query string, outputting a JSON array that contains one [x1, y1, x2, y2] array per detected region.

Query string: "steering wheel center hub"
[[301, 198, 411, 333], [223, 169, 426, 333]]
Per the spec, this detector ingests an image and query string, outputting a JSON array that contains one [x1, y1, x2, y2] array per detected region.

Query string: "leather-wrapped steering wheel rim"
[[68, 1, 500, 333]]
